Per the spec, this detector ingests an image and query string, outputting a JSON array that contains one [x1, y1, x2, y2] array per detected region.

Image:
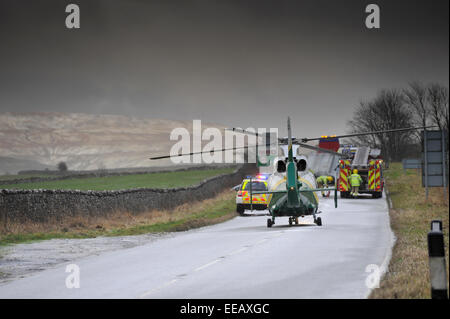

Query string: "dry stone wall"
[[0, 165, 254, 224]]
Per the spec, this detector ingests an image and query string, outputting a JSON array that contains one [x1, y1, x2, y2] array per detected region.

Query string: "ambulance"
[[235, 175, 269, 215]]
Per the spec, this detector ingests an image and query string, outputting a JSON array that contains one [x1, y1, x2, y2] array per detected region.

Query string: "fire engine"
[[338, 145, 384, 198]]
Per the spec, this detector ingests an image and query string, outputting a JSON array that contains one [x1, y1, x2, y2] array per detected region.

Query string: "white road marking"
[[139, 228, 293, 298], [228, 247, 248, 256], [195, 234, 281, 272], [137, 233, 278, 298], [139, 278, 178, 298], [194, 259, 222, 272], [271, 232, 284, 237]]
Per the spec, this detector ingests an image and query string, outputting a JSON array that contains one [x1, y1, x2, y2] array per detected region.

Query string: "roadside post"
[[427, 220, 448, 299]]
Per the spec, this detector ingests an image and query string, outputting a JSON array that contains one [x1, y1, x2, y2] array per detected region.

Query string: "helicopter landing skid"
[[313, 211, 323, 226], [267, 217, 275, 228]]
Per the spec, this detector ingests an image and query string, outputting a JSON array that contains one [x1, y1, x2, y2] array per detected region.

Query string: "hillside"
[[0, 112, 226, 174]]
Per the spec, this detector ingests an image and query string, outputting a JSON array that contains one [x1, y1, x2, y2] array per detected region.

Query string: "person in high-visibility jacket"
[[316, 176, 333, 197], [349, 169, 363, 197]]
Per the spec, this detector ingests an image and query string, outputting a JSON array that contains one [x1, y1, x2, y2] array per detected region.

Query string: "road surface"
[[0, 194, 393, 298]]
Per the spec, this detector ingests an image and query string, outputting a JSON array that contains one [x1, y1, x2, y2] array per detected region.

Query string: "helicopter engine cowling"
[[296, 155, 308, 172], [276, 160, 286, 173]]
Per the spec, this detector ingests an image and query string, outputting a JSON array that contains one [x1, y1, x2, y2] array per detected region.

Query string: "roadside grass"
[[0, 167, 235, 190], [370, 162, 449, 299], [0, 190, 237, 246]]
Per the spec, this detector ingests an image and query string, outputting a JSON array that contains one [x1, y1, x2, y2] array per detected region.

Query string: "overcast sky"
[[0, 0, 448, 138]]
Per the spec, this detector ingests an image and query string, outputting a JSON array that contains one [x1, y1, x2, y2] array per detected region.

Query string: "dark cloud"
[[0, 0, 448, 138]]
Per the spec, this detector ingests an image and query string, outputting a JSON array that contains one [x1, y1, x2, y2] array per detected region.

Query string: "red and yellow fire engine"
[[338, 146, 384, 198]]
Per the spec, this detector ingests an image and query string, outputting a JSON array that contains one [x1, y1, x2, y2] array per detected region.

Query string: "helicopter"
[[150, 118, 434, 228], [234, 117, 338, 227]]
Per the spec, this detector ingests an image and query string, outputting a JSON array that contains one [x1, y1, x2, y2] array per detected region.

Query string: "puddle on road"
[[0, 232, 174, 284]]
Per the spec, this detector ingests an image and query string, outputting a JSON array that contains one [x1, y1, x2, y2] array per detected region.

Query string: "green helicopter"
[[250, 117, 337, 227]]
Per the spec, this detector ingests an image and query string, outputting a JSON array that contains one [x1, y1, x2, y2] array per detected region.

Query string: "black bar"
[[432, 290, 449, 300], [428, 232, 445, 257]]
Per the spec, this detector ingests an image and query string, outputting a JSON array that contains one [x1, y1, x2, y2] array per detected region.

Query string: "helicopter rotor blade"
[[226, 127, 288, 143], [225, 128, 261, 137], [301, 126, 437, 143], [149, 144, 259, 160], [287, 117, 294, 161], [287, 117, 292, 147], [295, 142, 345, 157]]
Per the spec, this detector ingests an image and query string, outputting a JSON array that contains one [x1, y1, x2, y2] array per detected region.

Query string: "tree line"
[[347, 82, 449, 161]]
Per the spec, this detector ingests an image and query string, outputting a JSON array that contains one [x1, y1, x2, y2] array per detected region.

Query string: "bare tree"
[[428, 83, 449, 133], [403, 81, 429, 143], [347, 89, 415, 161], [348, 100, 380, 146]]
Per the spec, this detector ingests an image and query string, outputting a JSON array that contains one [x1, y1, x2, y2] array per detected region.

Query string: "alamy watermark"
[[65, 264, 80, 289], [365, 264, 381, 289], [168, 120, 278, 164], [64, 4, 380, 30], [365, 4, 380, 29], [65, 4, 80, 29]]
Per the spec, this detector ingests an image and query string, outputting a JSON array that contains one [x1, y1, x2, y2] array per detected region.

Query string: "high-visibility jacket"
[[349, 173, 363, 187], [316, 176, 328, 186]]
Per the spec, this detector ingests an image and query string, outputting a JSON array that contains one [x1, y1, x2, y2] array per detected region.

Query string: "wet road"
[[0, 194, 393, 298]]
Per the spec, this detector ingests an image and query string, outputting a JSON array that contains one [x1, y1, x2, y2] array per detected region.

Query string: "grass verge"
[[0, 190, 237, 246], [370, 162, 449, 299]]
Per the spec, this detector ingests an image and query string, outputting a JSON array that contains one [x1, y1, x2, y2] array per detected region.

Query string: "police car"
[[235, 174, 269, 215]]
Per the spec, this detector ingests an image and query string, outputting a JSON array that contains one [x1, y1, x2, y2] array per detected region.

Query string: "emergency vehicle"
[[338, 145, 384, 198], [236, 174, 269, 214]]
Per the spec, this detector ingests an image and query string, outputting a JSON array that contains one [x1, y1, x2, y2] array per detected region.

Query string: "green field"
[[0, 174, 49, 182], [0, 167, 236, 191]]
